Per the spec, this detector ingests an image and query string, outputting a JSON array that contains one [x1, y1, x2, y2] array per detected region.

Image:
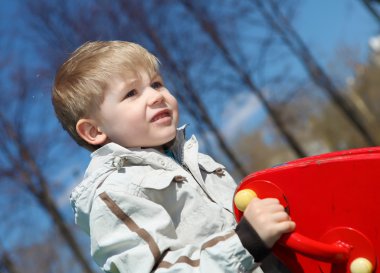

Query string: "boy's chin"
[[162, 137, 176, 148]]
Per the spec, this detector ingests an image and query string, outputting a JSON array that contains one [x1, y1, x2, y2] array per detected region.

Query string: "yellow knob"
[[234, 189, 257, 212], [350, 257, 373, 273]]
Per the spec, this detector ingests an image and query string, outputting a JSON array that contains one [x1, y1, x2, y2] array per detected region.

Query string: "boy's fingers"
[[250, 199, 287, 213], [271, 211, 291, 222], [277, 220, 296, 233], [250, 198, 282, 210], [250, 196, 261, 203], [252, 197, 279, 204]]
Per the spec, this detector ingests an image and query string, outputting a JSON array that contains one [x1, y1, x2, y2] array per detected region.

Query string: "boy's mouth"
[[151, 109, 171, 122]]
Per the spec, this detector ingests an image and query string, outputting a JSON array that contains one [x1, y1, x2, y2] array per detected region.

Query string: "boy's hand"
[[243, 197, 296, 248]]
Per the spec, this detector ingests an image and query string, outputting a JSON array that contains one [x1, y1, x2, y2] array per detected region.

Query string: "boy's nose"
[[147, 88, 164, 105]]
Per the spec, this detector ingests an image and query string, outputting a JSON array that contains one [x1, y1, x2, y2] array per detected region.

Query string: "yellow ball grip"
[[350, 257, 373, 273], [234, 189, 257, 212]]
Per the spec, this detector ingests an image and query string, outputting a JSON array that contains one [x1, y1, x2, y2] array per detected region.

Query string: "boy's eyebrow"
[[117, 73, 162, 92], [121, 78, 138, 90], [111, 78, 138, 96], [151, 73, 163, 81], [118, 74, 162, 93]]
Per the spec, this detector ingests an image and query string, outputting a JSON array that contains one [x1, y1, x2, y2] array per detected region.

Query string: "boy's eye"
[[151, 81, 163, 89], [124, 89, 137, 99]]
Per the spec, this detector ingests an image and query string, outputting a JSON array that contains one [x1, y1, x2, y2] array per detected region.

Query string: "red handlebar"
[[278, 232, 351, 263]]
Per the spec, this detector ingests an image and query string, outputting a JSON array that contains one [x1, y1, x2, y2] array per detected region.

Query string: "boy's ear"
[[76, 119, 108, 146]]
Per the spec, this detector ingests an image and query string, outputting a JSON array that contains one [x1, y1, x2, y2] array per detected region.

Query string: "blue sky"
[[1, 0, 377, 65], [1, 0, 378, 169], [1, 0, 378, 166], [295, 0, 378, 62], [1, 0, 377, 74], [220, 0, 379, 142]]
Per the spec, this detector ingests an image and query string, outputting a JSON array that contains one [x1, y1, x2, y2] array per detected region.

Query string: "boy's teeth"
[[153, 113, 168, 121]]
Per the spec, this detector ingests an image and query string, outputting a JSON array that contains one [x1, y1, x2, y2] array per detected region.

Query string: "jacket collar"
[[88, 125, 189, 171]]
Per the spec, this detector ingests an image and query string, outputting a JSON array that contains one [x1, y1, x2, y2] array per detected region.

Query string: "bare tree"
[[180, 0, 307, 158], [0, 247, 21, 273], [0, 109, 96, 273], [253, 0, 378, 146], [360, 0, 380, 23]]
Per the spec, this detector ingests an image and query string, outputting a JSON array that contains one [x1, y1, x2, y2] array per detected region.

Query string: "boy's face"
[[94, 70, 179, 149]]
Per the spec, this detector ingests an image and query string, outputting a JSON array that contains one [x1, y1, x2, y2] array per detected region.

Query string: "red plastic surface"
[[233, 147, 380, 273]]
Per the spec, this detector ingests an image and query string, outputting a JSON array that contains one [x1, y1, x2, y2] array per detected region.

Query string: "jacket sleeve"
[[89, 189, 267, 273]]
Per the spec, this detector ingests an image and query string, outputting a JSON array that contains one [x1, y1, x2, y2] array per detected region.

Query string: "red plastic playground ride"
[[233, 147, 380, 273]]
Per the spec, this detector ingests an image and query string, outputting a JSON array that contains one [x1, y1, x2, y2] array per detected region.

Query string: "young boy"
[[52, 41, 295, 273]]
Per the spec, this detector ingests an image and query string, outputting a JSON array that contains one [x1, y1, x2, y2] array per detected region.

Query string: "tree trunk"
[[0, 114, 96, 273], [255, 0, 377, 146], [181, 0, 307, 158]]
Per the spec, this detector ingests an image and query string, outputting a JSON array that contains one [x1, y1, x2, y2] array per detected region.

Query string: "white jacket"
[[70, 128, 265, 273]]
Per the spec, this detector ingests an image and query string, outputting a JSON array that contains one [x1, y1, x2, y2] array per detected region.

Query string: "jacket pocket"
[[198, 154, 237, 212], [138, 170, 191, 221], [198, 153, 226, 174], [139, 170, 187, 190], [139, 171, 175, 190]]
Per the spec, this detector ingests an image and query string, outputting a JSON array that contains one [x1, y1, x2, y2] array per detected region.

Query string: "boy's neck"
[[142, 138, 176, 153], [162, 138, 176, 150]]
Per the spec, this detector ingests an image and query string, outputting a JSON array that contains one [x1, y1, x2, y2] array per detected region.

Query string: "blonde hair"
[[52, 41, 159, 151]]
